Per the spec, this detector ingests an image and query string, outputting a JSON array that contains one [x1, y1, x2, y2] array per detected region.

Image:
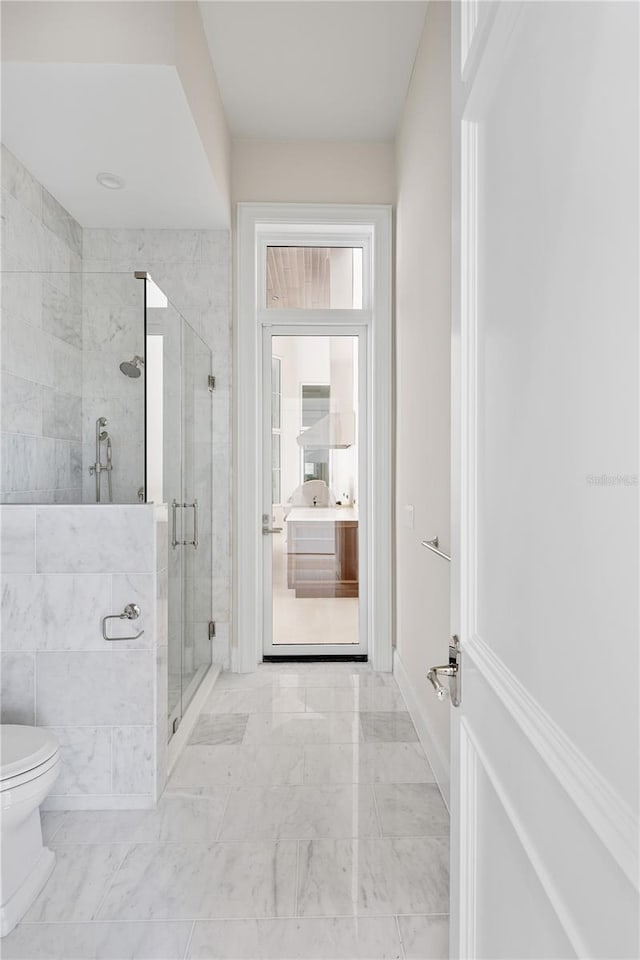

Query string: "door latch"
[[262, 513, 283, 535], [427, 635, 461, 707]]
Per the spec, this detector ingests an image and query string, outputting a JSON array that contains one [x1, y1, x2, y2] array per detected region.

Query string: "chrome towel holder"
[[421, 536, 451, 562], [102, 603, 144, 642]]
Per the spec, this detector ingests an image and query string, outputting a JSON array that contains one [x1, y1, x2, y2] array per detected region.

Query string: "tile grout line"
[[91, 842, 133, 922], [182, 919, 197, 960], [371, 779, 384, 839], [395, 914, 407, 960], [214, 785, 233, 842], [294, 838, 301, 918], [39, 833, 451, 846], [301, 720, 308, 785], [14, 911, 452, 927]]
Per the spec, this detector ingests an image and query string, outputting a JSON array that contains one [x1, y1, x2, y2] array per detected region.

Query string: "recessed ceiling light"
[[96, 172, 125, 190]]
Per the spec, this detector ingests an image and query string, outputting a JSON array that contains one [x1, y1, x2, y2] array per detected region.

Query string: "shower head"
[[119, 355, 144, 379]]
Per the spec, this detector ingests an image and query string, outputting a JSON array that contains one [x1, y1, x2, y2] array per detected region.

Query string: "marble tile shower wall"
[[81, 271, 146, 504], [82, 229, 232, 669], [1, 145, 83, 503], [0, 503, 168, 810]]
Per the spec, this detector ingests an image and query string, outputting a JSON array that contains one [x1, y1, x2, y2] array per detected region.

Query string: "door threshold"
[[263, 654, 368, 663]]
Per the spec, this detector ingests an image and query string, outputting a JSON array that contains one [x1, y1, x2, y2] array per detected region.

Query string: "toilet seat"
[[0, 726, 60, 790], [0, 752, 60, 794]]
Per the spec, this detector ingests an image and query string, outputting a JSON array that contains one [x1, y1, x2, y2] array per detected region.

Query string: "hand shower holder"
[[102, 603, 145, 642]]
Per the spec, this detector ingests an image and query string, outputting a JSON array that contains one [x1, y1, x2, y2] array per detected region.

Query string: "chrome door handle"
[[171, 499, 178, 548], [262, 513, 283, 535], [427, 665, 457, 700], [427, 636, 461, 707]]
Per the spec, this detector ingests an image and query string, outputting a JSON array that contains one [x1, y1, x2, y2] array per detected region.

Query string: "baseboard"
[[393, 647, 451, 809], [42, 795, 155, 811]]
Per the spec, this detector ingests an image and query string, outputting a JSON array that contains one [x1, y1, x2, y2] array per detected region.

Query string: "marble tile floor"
[[4, 662, 449, 959]]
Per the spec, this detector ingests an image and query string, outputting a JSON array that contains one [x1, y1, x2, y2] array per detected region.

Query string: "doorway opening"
[[235, 204, 392, 672], [264, 332, 366, 657]]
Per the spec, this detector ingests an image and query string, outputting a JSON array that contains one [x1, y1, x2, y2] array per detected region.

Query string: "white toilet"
[[0, 725, 60, 937]]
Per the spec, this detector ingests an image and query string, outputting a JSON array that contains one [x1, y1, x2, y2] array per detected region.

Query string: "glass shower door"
[[146, 280, 213, 736], [156, 301, 184, 733], [180, 318, 213, 717]]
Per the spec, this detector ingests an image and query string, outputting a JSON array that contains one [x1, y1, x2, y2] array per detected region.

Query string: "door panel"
[[474, 759, 576, 960], [181, 319, 213, 715], [451, 3, 639, 956], [159, 303, 184, 730], [151, 296, 213, 734], [263, 330, 367, 658]]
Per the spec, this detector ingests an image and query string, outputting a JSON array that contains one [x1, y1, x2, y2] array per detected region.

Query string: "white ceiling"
[[199, 1, 428, 141], [1, 3, 427, 229], [1, 63, 229, 229]]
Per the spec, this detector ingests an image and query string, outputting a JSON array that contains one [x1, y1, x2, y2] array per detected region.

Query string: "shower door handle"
[[173, 499, 198, 548], [186, 500, 199, 549], [171, 499, 179, 548]]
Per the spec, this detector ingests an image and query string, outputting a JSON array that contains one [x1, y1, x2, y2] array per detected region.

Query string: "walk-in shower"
[[0, 267, 214, 737]]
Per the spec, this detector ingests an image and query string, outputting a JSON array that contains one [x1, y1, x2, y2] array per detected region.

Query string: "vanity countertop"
[[286, 506, 358, 523]]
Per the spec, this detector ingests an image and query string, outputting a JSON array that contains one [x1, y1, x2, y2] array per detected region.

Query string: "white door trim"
[[234, 203, 393, 673]]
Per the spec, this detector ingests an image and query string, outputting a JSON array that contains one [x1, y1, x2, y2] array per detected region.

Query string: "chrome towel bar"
[[421, 536, 451, 562]]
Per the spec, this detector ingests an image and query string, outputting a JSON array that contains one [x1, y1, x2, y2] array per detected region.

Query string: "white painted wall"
[[274, 335, 358, 511], [329, 336, 358, 506], [2, 1, 231, 226], [174, 1, 231, 221], [394, 2, 452, 793], [232, 140, 395, 206], [277, 336, 330, 506]]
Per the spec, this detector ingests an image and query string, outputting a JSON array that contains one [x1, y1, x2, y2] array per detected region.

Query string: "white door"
[[262, 326, 369, 658], [448, 2, 639, 956]]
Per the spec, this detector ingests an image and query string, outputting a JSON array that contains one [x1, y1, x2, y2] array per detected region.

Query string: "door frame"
[[262, 324, 369, 658], [235, 203, 392, 672]]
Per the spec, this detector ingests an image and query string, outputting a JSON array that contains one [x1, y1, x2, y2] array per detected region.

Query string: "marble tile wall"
[[82, 229, 232, 668], [0, 503, 168, 810], [81, 271, 146, 504], [1, 149, 230, 795], [1, 145, 83, 503]]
